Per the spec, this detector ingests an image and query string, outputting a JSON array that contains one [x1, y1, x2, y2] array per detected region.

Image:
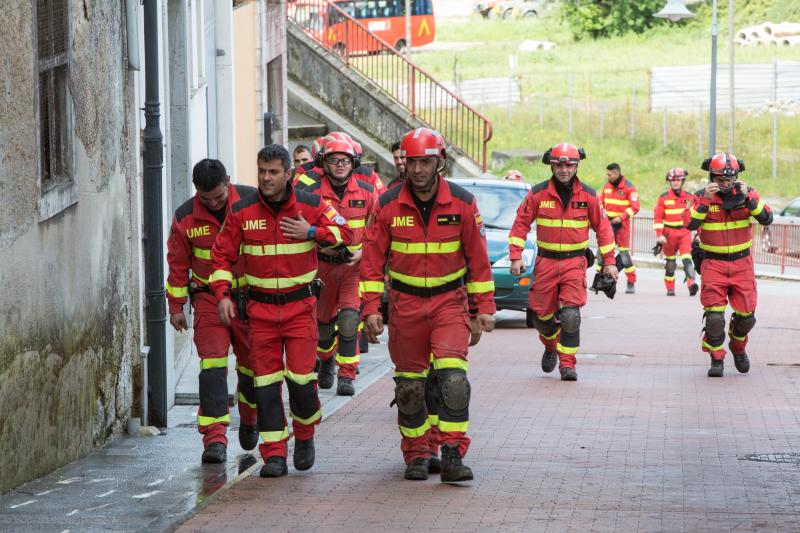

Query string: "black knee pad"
[[531, 314, 558, 338], [424, 367, 439, 413], [618, 251, 633, 269], [199, 367, 228, 418], [559, 306, 581, 335], [336, 308, 360, 340], [682, 257, 696, 278], [393, 378, 426, 416], [438, 369, 471, 412], [665, 259, 677, 277], [317, 319, 337, 342], [704, 311, 725, 339], [730, 313, 756, 337]]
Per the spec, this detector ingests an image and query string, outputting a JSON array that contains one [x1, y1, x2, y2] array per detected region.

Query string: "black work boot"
[[404, 458, 429, 480], [260, 456, 288, 478], [541, 350, 558, 373], [238, 424, 259, 451], [708, 358, 724, 377], [626, 282, 636, 294], [733, 353, 750, 374], [560, 367, 578, 381], [666, 288, 675, 296], [428, 455, 441, 474], [293, 438, 315, 471], [440, 444, 473, 483], [688, 283, 699, 296], [201, 442, 226, 464], [336, 376, 355, 396], [318, 358, 335, 389]]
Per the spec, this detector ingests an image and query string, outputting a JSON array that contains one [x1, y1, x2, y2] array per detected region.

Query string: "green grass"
[[409, 5, 800, 208]]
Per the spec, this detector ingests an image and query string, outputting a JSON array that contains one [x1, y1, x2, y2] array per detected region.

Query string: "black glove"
[[652, 242, 663, 256]]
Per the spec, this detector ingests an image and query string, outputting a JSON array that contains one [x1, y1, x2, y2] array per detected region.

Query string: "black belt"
[[318, 253, 350, 264], [537, 248, 586, 260], [190, 282, 243, 295], [248, 285, 314, 305], [703, 248, 750, 261], [391, 278, 463, 297]]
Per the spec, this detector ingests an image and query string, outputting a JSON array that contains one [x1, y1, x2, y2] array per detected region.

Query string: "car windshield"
[[460, 183, 528, 230], [782, 199, 800, 217]]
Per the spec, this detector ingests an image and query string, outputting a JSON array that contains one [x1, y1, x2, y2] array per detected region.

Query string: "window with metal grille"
[[37, 0, 71, 191]]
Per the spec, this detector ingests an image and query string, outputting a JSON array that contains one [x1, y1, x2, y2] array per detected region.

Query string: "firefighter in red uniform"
[[509, 144, 618, 381], [685, 153, 772, 377], [211, 145, 353, 477], [598, 163, 640, 293], [295, 132, 386, 195], [654, 168, 699, 296], [166, 159, 258, 463], [361, 128, 496, 482], [295, 139, 378, 396]]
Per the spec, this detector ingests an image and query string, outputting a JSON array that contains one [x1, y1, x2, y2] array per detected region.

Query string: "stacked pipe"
[[736, 22, 800, 46]]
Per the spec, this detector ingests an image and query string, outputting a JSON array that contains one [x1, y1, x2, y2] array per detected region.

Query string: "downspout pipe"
[[143, 0, 168, 428]]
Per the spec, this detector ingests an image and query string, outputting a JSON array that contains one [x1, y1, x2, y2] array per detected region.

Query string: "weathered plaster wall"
[[0, 2, 140, 494]]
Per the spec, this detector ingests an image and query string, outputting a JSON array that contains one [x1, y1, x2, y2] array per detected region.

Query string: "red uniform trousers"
[[192, 292, 256, 447], [614, 220, 637, 283], [316, 260, 361, 379], [387, 287, 471, 463], [247, 295, 322, 460], [700, 257, 757, 360], [662, 227, 695, 291], [529, 256, 587, 370]]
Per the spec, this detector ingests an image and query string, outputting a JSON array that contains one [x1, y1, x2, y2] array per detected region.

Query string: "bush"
[[562, 0, 670, 40]]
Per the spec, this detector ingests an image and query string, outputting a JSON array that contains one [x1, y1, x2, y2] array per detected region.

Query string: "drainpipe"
[[143, 0, 168, 428]]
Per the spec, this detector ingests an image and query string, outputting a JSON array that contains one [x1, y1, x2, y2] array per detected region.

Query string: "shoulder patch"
[[233, 184, 256, 199], [300, 161, 316, 172], [355, 179, 375, 193], [659, 191, 669, 198], [625, 179, 634, 188], [295, 189, 321, 207], [446, 181, 475, 205], [175, 197, 194, 222], [379, 183, 402, 208], [231, 191, 259, 214], [580, 183, 597, 197], [532, 180, 549, 193]]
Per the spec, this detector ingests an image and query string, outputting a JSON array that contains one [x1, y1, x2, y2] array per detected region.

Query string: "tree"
[[562, 0, 669, 40]]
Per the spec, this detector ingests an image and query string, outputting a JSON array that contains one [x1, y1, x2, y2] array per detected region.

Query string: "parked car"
[[761, 196, 800, 257], [474, 0, 503, 18], [450, 178, 538, 327], [493, 0, 543, 19]]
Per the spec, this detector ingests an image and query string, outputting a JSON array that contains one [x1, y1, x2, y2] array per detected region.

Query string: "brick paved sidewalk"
[[179, 271, 800, 532]]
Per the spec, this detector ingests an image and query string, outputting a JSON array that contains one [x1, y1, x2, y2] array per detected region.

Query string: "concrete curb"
[[631, 254, 800, 282]]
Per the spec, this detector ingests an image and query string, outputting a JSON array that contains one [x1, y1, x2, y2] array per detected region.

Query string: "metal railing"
[[287, 0, 493, 171]]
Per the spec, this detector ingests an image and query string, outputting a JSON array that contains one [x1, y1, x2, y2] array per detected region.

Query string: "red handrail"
[[287, 0, 493, 171]]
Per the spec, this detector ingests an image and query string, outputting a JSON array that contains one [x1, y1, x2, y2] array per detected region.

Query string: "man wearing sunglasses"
[[685, 153, 773, 378]]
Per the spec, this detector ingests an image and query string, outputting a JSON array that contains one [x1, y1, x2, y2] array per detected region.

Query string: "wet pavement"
[[0, 337, 392, 532]]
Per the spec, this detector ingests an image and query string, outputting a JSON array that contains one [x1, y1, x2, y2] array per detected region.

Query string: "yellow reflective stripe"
[[260, 428, 289, 442], [653, 223, 664, 230], [347, 218, 366, 228], [539, 313, 554, 321], [704, 306, 727, 312], [210, 269, 233, 283], [388, 266, 467, 288], [466, 280, 495, 294], [664, 255, 676, 260], [241, 242, 315, 256], [236, 363, 254, 377], [537, 240, 589, 252], [432, 358, 469, 371], [509, 236, 526, 248], [328, 225, 343, 246], [238, 392, 257, 409], [290, 409, 322, 425], [399, 421, 430, 438], [192, 247, 212, 260], [729, 332, 746, 341], [618, 247, 630, 252], [335, 354, 360, 365], [197, 414, 231, 427], [624, 266, 635, 273], [245, 270, 317, 289], [598, 243, 615, 255], [438, 420, 469, 433], [604, 198, 631, 206], [701, 220, 751, 231], [200, 357, 228, 370], [254, 370, 284, 387], [664, 275, 675, 281], [557, 343, 579, 355], [605, 211, 625, 217], [733, 310, 752, 317], [359, 281, 385, 293], [347, 242, 363, 252], [285, 370, 317, 385], [680, 253, 692, 260], [699, 241, 752, 254], [390, 241, 462, 254], [395, 370, 429, 379], [318, 342, 336, 354], [625, 208, 635, 216], [427, 414, 439, 426], [690, 207, 707, 220], [541, 327, 560, 341], [535, 218, 589, 228], [165, 282, 189, 298], [664, 221, 684, 227], [702, 341, 723, 351], [234, 276, 248, 288], [750, 198, 765, 216], [664, 208, 685, 215], [298, 174, 316, 185]]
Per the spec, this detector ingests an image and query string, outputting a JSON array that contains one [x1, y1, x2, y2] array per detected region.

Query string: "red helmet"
[[321, 139, 360, 167], [542, 143, 586, 165], [310, 136, 329, 159], [504, 169, 523, 181], [702, 153, 745, 176], [400, 128, 446, 159], [326, 131, 354, 144], [666, 168, 688, 181]]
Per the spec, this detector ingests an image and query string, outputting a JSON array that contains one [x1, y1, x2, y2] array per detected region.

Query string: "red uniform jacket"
[[685, 187, 772, 255], [296, 174, 378, 253], [653, 188, 695, 237], [166, 184, 254, 314], [210, 184, 353, 300], [294, 163, 386, 195], [509, 177, 615, 264], [600, 176, 640, 222], [360, 178, 496, 317]]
